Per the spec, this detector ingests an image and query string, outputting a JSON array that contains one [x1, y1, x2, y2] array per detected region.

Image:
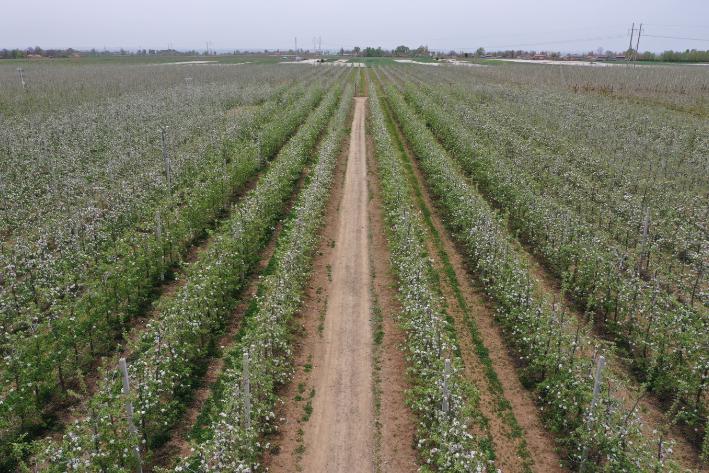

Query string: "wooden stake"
[[657, 434, 665, 472], [155, 211, 162, 241], [639, 207, 650, 272], [16, 67, 26, 90]]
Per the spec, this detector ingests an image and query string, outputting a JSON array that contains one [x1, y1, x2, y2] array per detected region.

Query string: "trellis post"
[[442, 358, 451, 414], [118, 358, 143, 473], [161, 128, 172, 191], [639, 207, 650, 271], [580, 355, 606, 471], [242, 351, 251, 430], [155, 211, 164, 280], [17, 67, 26, 90]]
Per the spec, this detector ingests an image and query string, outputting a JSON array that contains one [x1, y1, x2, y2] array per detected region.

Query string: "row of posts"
[[118, 350, 252, 473], [117, 121, 257, 471], [120, 333, 665, 471], [440, 355, 610, 471]]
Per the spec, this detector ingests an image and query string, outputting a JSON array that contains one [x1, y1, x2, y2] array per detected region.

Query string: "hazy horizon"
[[2, 0, 709, 53]]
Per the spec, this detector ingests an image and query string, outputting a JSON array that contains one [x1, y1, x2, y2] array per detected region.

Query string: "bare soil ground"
[[268, 96, 418, 473], [263, 128, 350, 472]]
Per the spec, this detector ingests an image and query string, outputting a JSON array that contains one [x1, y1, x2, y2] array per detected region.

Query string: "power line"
[[642, 34, 709, 42], [642, 24, 709, 30], [478, 34, 626, 50]]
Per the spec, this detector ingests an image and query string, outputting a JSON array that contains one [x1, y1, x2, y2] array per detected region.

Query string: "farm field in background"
[[0, 57, 706, 472]]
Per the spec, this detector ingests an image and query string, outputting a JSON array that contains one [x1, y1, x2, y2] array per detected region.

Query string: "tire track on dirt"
[[264, 120, 351, 472]]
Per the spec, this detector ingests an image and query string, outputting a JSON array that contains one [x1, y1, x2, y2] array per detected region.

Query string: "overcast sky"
[[2, 0, 708, 53]]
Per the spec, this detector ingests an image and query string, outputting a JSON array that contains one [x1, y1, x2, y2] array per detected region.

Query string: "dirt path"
[[268, 97, 375, 472], [301, 96, 373, 472], [264, 125, 350, 472]]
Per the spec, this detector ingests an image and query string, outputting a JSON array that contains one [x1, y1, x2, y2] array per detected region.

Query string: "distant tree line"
[[634, 49, 709, 62], [4, 45, 708, 63], [468, 47, 709, 62], [0, 46, 215, 59], [340, 45, 709, 62], [1, 46, 80, 59], [337, 45, 431, 57]]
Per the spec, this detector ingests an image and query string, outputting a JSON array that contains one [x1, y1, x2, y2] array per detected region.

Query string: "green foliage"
[[397, 71, 707, 448], [174, 80, 354, 473], [0, 75, 334, 469], [382, 76, 678, 471], [369, 75, 491, 472], [26, 72, 348, 472]]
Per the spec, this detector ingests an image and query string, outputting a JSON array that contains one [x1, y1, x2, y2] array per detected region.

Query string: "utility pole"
[[294, 37, 297, 53], [635, 23, 643, 56], [628, 22, 635, 53]]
